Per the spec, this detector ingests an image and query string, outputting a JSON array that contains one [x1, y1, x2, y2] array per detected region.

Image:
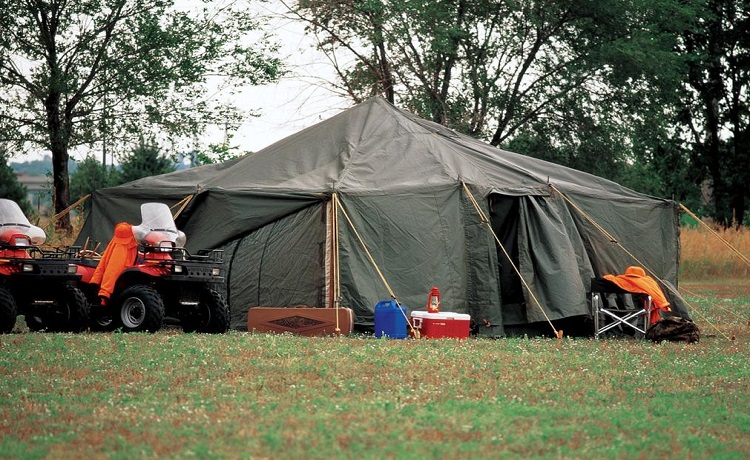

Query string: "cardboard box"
[[410, 311, 471, 339]]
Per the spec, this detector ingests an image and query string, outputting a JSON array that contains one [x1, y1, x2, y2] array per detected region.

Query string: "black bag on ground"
[[646, 316, 700, 343]]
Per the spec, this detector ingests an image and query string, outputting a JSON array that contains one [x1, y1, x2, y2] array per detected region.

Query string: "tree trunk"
[[729, 187, 745, 230], [375, 39, 394, 103], [430, 0, 467, 126], [36, 3, 72, 235], [45, 92, 72, 235], [51, 143, 71, 235]]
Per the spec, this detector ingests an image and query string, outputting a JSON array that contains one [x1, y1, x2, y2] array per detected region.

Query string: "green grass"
[[1, 284, 749, 459]]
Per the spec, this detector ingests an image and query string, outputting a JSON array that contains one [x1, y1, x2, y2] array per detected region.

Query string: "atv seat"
[[590, 278, 652, 339]]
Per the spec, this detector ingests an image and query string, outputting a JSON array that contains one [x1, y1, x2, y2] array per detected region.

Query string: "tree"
[[0, 0, 283, 234], [0, 148, 33, 217], [676, 0, 750, 226], [69, 155, 118, 211], [290, 0, 709, 206], [117, 139, 175, 185], [194, 134, 249, 166], [291, 0, 695, 145]]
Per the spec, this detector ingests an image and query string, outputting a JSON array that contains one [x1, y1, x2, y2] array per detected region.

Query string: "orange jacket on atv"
[[603, 266, 671, 325], [90, 222, 139, 303]]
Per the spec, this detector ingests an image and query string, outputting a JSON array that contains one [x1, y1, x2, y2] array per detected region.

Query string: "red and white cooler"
[[410, 311, 471, 339]]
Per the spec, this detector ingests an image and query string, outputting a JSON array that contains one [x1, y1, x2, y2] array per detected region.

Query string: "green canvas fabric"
[[517, 194, 593, 325], [225, 204, 326, 329], [565, 191, 680, 284], [76, 97, 680, 335], [337, 188, 467, 325]]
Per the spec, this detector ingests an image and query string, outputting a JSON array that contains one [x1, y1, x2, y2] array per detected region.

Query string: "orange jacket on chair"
[[603, 266, 671, 325]]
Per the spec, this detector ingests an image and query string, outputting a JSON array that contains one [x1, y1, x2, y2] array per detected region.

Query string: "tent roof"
[[108, 97, 657, 202]]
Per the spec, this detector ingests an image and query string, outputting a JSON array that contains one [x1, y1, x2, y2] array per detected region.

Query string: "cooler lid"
[[410, 311, 470, 320], [410, 310, 449, 320], [445, 313, 471, 320]]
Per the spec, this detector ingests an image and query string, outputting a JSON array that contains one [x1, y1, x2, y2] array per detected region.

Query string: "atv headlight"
[[211, 268, 221, 276], [158, 241, 175, 252], [173, 265, 184, 274], [22, 263, 35, 272], [67, 264, 77, 274], [14, 237, 30, 246]]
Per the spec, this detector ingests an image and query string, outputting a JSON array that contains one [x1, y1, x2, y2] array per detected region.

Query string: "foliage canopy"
[[0, 0, 283, 232]]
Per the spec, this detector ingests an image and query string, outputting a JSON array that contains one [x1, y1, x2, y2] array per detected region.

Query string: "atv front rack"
[[139, 246, 224, 263]]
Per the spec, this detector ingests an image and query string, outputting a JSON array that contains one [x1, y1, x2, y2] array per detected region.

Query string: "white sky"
[[207, 4, 348, 153]]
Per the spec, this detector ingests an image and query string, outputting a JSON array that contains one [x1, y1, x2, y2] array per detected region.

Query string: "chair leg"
[[592, 294, 601, 339]]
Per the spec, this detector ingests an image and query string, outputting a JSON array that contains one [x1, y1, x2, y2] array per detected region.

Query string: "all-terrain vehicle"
[[0, 199, 89, 333], [76, 202, 229, 333]]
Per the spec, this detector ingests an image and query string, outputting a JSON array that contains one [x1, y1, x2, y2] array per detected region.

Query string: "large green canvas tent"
[[76, 97, 680, 336]]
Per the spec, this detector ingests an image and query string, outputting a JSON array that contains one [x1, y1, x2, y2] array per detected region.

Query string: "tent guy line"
[[333, 192, 419, 338], [681, 204, 750, 267]]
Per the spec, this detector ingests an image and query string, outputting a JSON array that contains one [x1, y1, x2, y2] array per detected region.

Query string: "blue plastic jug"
[[374, 300, 408, 339]]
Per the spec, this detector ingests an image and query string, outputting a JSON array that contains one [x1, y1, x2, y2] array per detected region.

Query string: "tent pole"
[[332, 193, 341, 333]]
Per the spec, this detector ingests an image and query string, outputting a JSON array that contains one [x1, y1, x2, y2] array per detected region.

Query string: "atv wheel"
[[51, 286, 90, 332], [90, 310, 116, 332], [0, 287, 17, 333], [24, 313, 45, 331], [182, 289, 230, 334], [115, 285, 164, 333], [22, 286, 89, 333]]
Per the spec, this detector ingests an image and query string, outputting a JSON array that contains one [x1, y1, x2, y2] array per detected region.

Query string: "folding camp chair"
[[590, 278, 652, 339]]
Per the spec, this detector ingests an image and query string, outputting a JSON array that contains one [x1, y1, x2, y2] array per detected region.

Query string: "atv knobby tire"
[[22, 286, 89, 332], [24, 285, 90, 333], [182, 289, 230, 334], [115, 285, 164, 333], [0, 287, 17, 333], [53, 286, 90, 332], [90, 310, 116, 332], [24, 312, 45, 331]]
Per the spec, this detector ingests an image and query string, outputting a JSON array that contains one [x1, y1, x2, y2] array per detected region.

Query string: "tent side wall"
[[336, 187, 504, 332], [488, 189, 679, 337], [222, 186, 506, 333], [225, 203, 328, 330], [76, 189, 193, 249], [178, 190, 323, 252], [516, 194, 594, 323], [565, 191, 681, 285]]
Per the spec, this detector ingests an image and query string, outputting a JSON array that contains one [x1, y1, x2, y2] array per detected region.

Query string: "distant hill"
[[11, 156, 78, 176]]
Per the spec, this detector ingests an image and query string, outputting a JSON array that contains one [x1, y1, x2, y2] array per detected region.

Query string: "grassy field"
[[1, 226, 748, 459], [1, 280, 749, 460]]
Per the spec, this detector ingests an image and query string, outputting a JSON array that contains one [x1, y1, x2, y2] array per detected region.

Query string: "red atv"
[[76, 202, 229, 333], [0, 199, 89, 333]]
